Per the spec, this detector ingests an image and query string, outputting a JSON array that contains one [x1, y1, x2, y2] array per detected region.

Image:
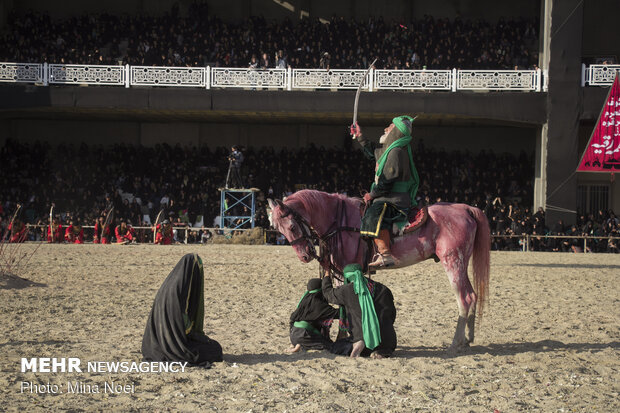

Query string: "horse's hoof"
[[448, 342, 470, 354]]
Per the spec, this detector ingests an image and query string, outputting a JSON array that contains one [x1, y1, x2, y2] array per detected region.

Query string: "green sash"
[[296, 288, 321, 308], [293, 320, 321, 335], [371, 136, 419, 206], [293, 288, 323, 335], [343, 264, 381, 350]]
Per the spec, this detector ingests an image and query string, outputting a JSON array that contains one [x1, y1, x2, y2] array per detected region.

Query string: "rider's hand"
[[363, 193, 373, 204], [350, 122, 362, 139]]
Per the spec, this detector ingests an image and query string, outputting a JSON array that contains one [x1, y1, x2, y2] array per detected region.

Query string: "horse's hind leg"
[[466, 308, 476, 344], [444, 263, 477, 351]]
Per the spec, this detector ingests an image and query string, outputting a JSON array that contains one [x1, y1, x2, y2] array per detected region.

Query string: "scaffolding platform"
[[218, 187, 259, 230]]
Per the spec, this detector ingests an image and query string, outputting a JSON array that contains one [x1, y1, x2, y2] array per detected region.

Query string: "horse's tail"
[[469, 206, 491, 318]]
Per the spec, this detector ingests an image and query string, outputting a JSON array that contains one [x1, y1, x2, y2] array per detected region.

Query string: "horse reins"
[[279, 200, 365, 279]]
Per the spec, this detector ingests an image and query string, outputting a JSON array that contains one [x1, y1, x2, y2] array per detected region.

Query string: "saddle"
[[393, 206, 429, 236]]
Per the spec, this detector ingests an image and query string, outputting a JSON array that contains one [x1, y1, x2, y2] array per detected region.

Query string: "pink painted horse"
[[268, 189, 490, 350]]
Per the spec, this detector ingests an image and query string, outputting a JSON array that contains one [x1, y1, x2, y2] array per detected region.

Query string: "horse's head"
[[267, 198, 315, 263]]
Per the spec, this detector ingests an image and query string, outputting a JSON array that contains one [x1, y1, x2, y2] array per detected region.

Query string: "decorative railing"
[[374, 69, 453, 90], [0, 62, 43, 83], [49, 64, 126, 85], [24, 61, 620, 91], [211, 67, 287, 89], [582, 64, 620, 86], [130, 66, 207, 87], [457, 70, 540, 91], [292, 68, 370, 90]]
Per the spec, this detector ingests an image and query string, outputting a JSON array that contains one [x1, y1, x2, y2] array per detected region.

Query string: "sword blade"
[[352, 58, 377, 126]]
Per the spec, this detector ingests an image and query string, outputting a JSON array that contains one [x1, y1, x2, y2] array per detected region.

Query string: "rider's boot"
[[369, 229, 396, 269]]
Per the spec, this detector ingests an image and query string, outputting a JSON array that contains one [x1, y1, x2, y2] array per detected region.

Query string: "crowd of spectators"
[[1, 3, 539, 70], [0, 138, 618, 252]]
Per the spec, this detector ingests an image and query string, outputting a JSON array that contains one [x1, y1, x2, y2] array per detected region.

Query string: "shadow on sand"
[[0, 274, 46, 290], [224, 351, 341, 365], [224, 340, 619, 364], [396, 339, 620, 359], [508, 263, 620, 269]]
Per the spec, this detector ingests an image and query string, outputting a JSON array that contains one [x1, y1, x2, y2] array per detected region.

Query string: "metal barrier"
[[49, 64, 126, 86], [457, 69, 540, 91], [9, 225, 620, 252], [374, 69, 453, 91], [582, 64, 620, 86], [0, 62, 43, 83], [211, 67, 288, 89], [291, 68, 370, 90], [6, 62, 620, 90], [491, 234, 620, 252], [130, 65, 207, 87], [0, 61, 554, 91]]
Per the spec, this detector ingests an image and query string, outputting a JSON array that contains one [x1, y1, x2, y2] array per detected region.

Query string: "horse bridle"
[[277, 200, 364, 278]]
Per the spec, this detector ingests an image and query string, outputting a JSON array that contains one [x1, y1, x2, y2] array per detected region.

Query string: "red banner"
[[577, 73, 620, 172]]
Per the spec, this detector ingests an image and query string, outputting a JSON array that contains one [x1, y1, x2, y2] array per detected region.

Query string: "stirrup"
[[369, 253, 396, 269]]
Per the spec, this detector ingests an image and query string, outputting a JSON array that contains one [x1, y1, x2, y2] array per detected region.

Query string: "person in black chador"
[[142, 253, 222, 367], [322, 264, 397, 358], [288, 278, 339, 353]]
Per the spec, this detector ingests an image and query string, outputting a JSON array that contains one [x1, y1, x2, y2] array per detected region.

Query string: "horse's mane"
[[284, 189, 359, 222]]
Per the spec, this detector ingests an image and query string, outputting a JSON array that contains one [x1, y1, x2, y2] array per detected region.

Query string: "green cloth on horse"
[[343, 264, 381, 350]]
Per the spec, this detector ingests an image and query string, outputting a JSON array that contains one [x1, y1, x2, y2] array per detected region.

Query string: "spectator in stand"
[[260, 52, 271, 69], [0, 9, 539, 70]]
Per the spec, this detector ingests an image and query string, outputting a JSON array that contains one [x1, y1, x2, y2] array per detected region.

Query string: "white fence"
[[457, 69, 540, 91], [49, 64, 126, 86], [374, 69, 453, 91], [0, 62, 43, 83], [3, 62, 614, 90], [582, 64, 620, 86], [211, 67, 287, 89], [130, 65, 207, 87], [292, 68, 371, 90]]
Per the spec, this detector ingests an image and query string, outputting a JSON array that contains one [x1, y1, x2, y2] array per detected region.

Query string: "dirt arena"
[[0, 243, 618, 412]]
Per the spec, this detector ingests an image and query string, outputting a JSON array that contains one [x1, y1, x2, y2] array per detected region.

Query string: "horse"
[[268, 189, 490, 350]]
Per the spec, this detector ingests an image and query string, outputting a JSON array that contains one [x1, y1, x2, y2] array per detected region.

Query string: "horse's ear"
[[275, 199, 285, 208], [267, 199, 278, 210]]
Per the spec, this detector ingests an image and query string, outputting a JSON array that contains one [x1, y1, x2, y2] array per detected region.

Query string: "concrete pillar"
[[542, 0, 583, 226], [534, 124, 548, 212]]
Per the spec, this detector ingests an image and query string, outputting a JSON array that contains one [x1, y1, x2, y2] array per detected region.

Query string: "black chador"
[[322, 272, 397, 358], [141, 254, 222, 367], [289, 278, 339, 351]]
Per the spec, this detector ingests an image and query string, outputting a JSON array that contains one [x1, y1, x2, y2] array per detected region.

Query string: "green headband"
[[392, 115, 415, 136]]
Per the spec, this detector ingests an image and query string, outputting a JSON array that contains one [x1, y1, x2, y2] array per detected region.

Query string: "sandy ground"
[[0, 243, 618, 412]]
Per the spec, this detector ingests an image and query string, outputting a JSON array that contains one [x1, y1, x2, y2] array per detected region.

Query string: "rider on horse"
[[350, 116, 420, 268]]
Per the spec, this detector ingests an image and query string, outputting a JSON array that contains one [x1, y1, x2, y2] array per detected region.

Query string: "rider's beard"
[[379, 133, 388, 144]]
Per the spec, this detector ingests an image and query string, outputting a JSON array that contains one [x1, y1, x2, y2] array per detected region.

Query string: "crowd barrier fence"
[[7, 225, 619, 253], [3, 63, 618, 90]]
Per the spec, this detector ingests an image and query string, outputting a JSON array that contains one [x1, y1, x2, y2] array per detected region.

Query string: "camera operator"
[[227, 145, 244, 188]]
